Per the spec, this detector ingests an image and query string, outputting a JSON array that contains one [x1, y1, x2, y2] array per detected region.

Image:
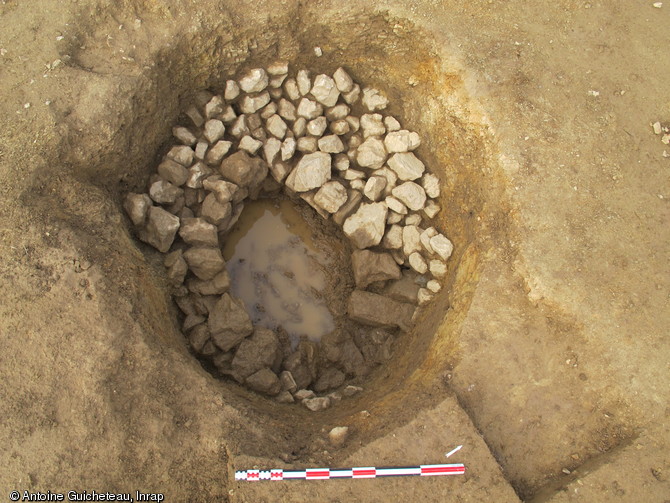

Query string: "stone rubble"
[[123, 62, 455, 410]]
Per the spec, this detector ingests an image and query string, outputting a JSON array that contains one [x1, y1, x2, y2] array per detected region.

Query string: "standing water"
[[222, 199, 335, 343]]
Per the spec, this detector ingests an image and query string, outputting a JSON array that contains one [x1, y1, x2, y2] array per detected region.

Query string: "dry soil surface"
[[0, 1, 668, 502]]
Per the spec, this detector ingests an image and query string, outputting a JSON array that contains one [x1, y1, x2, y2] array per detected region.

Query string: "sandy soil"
[[0, 1, 668, 502]]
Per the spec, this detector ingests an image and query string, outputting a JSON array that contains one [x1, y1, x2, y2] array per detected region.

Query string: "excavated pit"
[[52, 11, 509, 457]]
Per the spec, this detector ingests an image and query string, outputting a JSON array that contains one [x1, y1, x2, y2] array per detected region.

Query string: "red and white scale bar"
[[235, 464, 465, 481]]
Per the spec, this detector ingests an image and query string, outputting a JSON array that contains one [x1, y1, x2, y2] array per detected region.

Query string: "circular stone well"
[[48, 8, 510, 454], [124, 60, 462, 409]]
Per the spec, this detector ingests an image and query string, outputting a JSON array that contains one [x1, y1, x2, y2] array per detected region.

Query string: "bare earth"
[[0, 1, 668, 502]]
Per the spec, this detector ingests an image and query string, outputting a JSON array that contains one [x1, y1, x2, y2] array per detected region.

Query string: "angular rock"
[[185, 106, 204, 128], [294, 389, 316, 400], [232, 328, 280, 379], [284, 78, 301, 100], [296, 69, 311, 96], [427, 280, 442, 293], [330, 120, 350, 136], [384, 116, 401, 132], [430, 234, 453, 260], [318, 134, 345, 153], [186, 162, 213, 189], [164, 249, 188, 285], [266, 114, 287, 139], [245, 368, 281, 396], [158, 159, 189, 187], [204, 119, 225, 143], [356, 137, 387, 169], [387, 211, 403, 225], [238, 135, 263, 155], [429, 259, 447, 278], [124, 192, 152, 226], [296, 136, 317, 153], [421, 173, 440, 198], [343, 83, 361, 105], [296, 98, 323, 120], [302, 396, 331, 412], [186, 268, 230, 296], [385, 196, 408, 215], [285, 152, 331, 192], [343, 202, 388, 248], [350, 179, 365, 192], [281, 137, 296, 161], [363, 176, 387, 202], [205, 140, 232, 165], [219, 105, 237, 124], [362, 87, 389, 111], [333, 189, 363, 226], [224, 79, 240, 100], [360, 113, 386, 138], [338, 339, 367, 376], [200, 193, 232, 225], [347, 290, 415, 331], [355, 328, 394, 364], [149, 179, 181, 204], [279, 370, 297, 393], [267, 60, 289, 76], [283, 353, 313, 390], [418, 288, 434, 306], [229, 115, 249, 138], [408, 252, 428, 274], [385, 273, 420, 304], [405, 214, 422, 226], [351, 249, 401, 288], [139, 206, 180, 252], [376, 167, 398, 196], [183, 246, 225, 280], [420, 227, 438, 254], [333, 67, 354, 93], [183, 314, 206, 333], [262, 137, 281, 165], [333, 154, 350, 171], [219, 150, 268, 189], [203, 178, 238, 204], [278, 98, 297, 122], [276, 391, 294, 403], [346, 115, 361, 133], [343, 169, 365, 180], [314, 180, 348, 213], [423, 200, 441, 219], [204, 95, 225, 119], [240, 92, 271, 114], [270, 161, 291, 183], [314, 367, 345, 393], [188, 324, 210, 353], [310, 74, 340, 107], [238, 68, 268, 93], [179, 217, 219, 247], [173, 126, 197, 146], [208, 293, 253, 351], [384, 130, 421, 153], [381, 224, 403, 249], [402, 225, 422, 256], [307, 116, 328, 136], [167, 145, 195, 167], [392, 182, 427, 211], [326, 104, 350, 121], [387, 152, 425, 181]]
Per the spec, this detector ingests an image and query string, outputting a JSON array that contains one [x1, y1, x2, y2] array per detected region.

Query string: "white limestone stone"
[[356, 137, 387, 169], [266, 114, 288, 139], [224, 80, 240, 100], [423, 200, 441, 219], [314, 181, 348, 213], [420, 227, 438, 254], [333, 67, 354, 93], [343, 202, 388, 249], [278, 99, 297, 122], [384, 116, 401, 132], [402, 225, 422, 257], [297, 69, 311, 96], [318, 135, 345, 153], [310, 74, 340, 107], [297, 98, 323, 120], [296, 136, 318, 153], [429, 259, 447, 278], [284, 78, 301, 101], [307, 116, 328, 136], [362, 87, 389, 111], [360, 113, 386, 138], [363, 176, 387, 202], [238, 68, 269, 93], [408, 252, 428, 274], [285, 152, 332, 192], [203, 119, 225, 143], [421, 173, 440, 198], [238, 135, 263, 155], [391, 182, 427, 211], [263, 137, 282, 165], [281, 137, 297, 161], [240, 91, 271, 113], [387, 152, 425, 181], [330, 120, 350, 135], [385, 196, 408, 215], [429, 234, 453, 260], [326, 104, 350, 121], [343, 84, 361, 105], [382, 224, 403, 249]]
